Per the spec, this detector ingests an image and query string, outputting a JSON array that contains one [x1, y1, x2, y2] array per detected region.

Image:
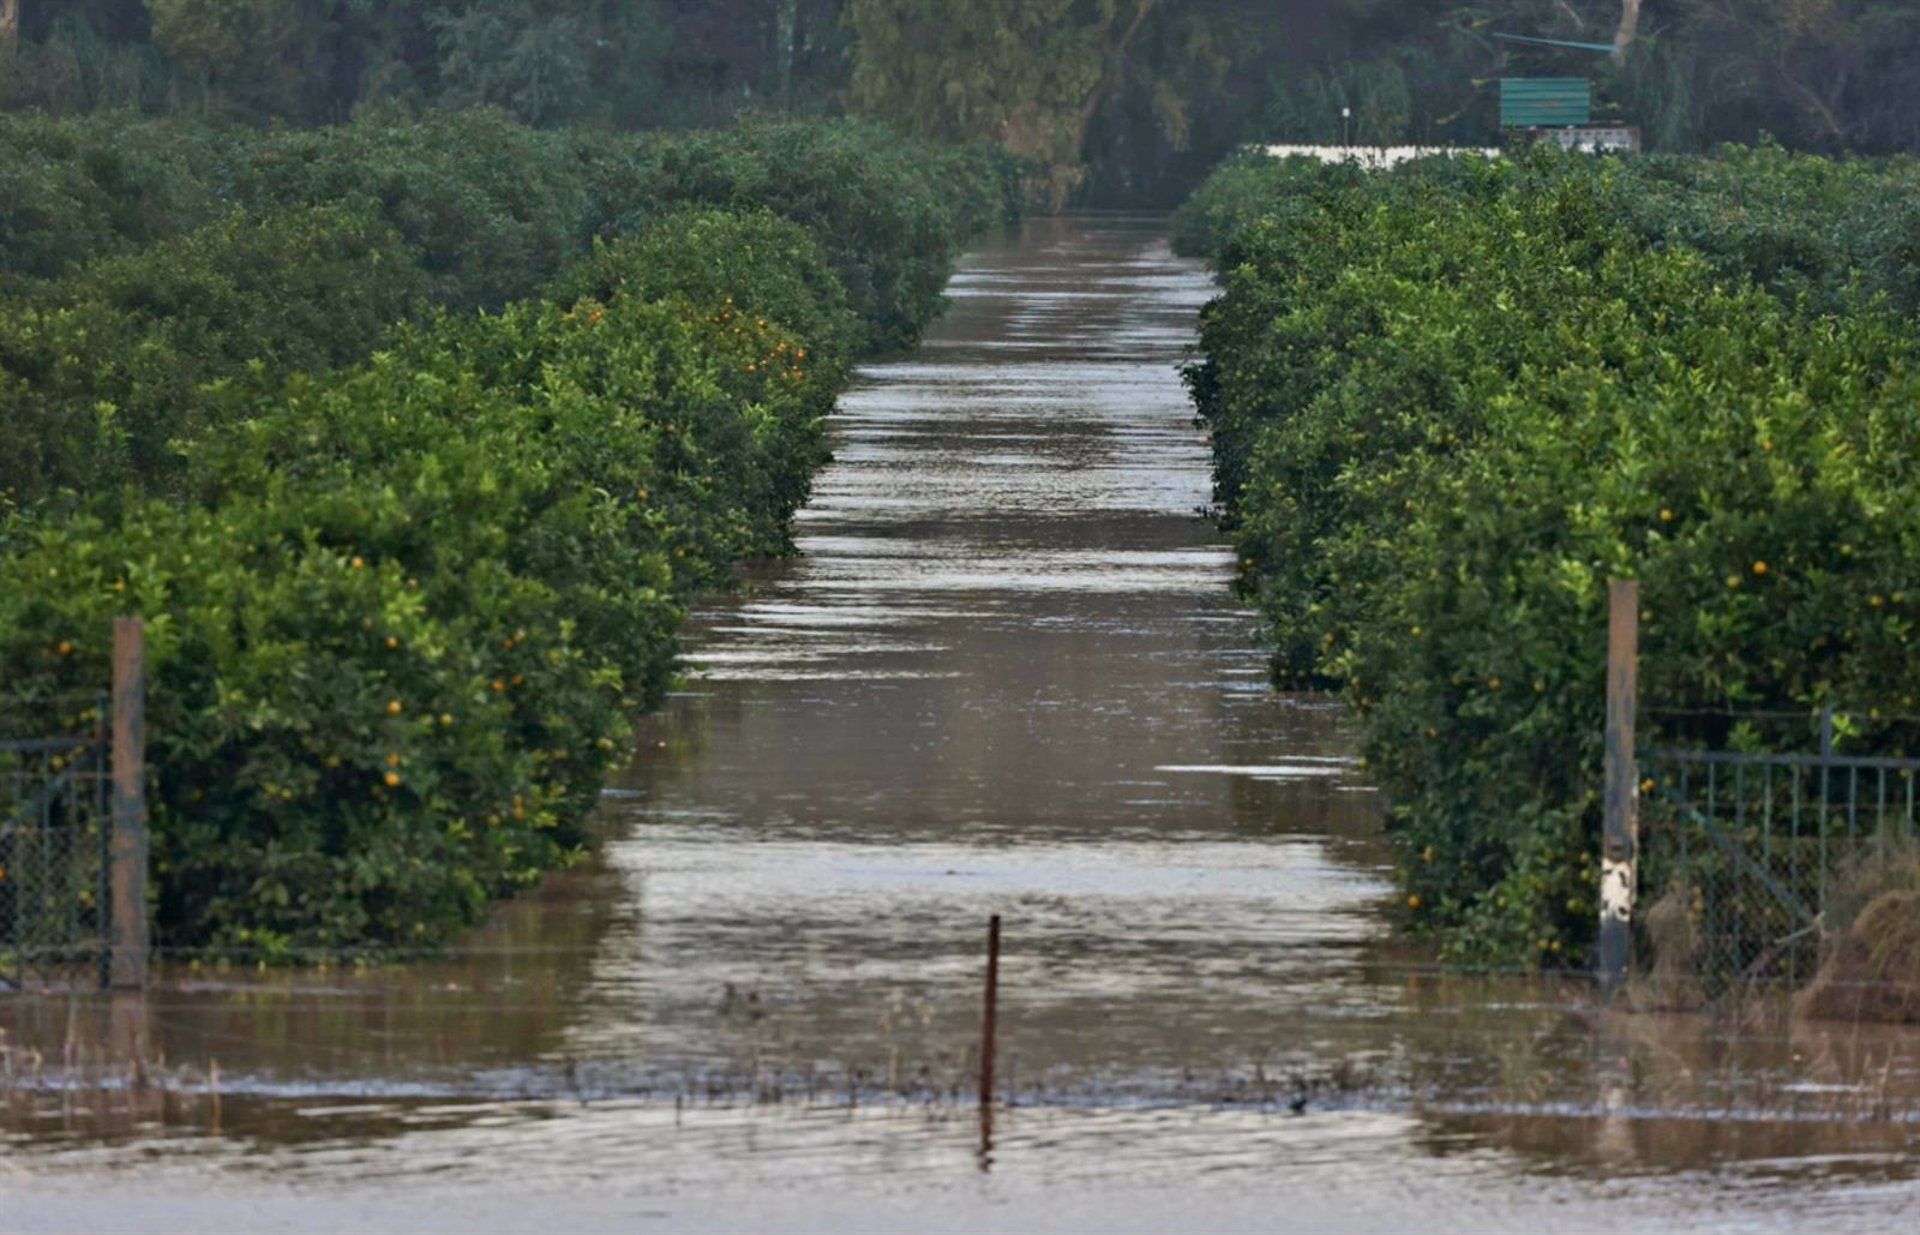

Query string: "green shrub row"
[[0, 205, 430, 512], [0, 207, 849, 956], [0, 110, 1023, 512], [0, 112, 1016, 956], [0, 111, 235, 285], [0, 111, 1023, 313], [1174, 143, 1920, 316], [1179, 148, 1920, 966]]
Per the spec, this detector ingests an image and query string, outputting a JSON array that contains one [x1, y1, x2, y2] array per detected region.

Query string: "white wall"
[[1260, 144, 1502, 169]]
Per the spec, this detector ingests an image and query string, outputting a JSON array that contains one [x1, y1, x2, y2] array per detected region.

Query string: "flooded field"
[[4, 216, 1919, 1232]]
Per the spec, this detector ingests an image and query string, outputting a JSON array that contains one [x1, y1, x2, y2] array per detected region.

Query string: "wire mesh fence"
[[0, 721, 113, 991], [1637, 710, 1920, 999]]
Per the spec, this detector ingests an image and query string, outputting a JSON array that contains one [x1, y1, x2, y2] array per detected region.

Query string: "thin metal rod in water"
[[980, 914, 1001, 1109]]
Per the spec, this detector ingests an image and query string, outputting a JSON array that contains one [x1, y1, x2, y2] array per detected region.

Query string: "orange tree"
[[1179, 147, 1920, 964]]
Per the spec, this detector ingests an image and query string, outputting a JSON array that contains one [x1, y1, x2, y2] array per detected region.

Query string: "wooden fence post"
[[109, 617, 149, 990], [1598, 579, 1639, 995]]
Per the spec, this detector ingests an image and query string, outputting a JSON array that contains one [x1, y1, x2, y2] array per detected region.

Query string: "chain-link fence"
[[1637, 712, 1920, 998], [1, 722, 112, 990]]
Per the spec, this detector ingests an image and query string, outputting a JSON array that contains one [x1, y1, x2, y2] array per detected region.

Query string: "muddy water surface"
[[4, 216, 1919, 1233]]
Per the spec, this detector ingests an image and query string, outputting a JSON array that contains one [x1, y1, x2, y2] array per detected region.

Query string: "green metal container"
[[1500, 78, 1592, 128]]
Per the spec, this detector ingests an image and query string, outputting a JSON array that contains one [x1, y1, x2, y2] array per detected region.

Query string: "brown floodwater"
[[4, 215, 1919, 1232]]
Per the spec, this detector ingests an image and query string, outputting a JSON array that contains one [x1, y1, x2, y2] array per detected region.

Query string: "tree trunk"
[[1, 0, 20, 49], [1613, 0, 1642, 57], [1078, 0, 1158, 137]]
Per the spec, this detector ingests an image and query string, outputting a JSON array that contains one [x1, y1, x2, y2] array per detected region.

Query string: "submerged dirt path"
[[582, 213, 1387, 1091]]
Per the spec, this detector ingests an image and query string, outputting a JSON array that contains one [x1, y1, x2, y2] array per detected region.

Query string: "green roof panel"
[[1500, 78, 1592, 127]]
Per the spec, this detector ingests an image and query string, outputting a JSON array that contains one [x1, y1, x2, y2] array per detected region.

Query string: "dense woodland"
[[8, 3, 1920, 204]]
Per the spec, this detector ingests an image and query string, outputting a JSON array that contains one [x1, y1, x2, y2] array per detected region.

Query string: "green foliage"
[[1177, 142, 1920, 317], [0, 210, 846, 954], [230, 108, 595, 311], [0, 111, 1019, 513], [847, 0, 1115, 205], [0, 110, 230, 284], [551, 206, 860, 386], [427, 0, 672, 128], [1608, 143, 1920, 316], [0, 18, 187, 117], [2, 0, 845, 132], [0, 204, 426, 510], [0, 495, 605, 952], [1261, 55, 1429, 147], [1181, 146, 1920, 966], [845, 0, 1245, 207], [634, 119, 1022, 351], [1249, 1, 1920, 156], [1168, 149, 1365, 260], [146, 0, 299, 74], [0, 111, 1013, 955]]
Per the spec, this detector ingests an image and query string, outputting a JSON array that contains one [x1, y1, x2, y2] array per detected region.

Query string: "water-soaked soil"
[[3, 215, 1918, 1233]]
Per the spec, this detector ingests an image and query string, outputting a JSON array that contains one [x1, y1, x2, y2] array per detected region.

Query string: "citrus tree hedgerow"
[[0, 216, 834, 954], [1177, 147, 1920, 966], [0, 205, 430, 512], [0, 110, 1022, 513], [0, 124, 1018, 956]]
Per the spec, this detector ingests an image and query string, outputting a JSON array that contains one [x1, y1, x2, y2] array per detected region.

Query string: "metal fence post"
[[109, 617, 149, 990], [1598, 579, 1639, 994], [980, 914, 1001, 1108], [978, 913, 1001, 1172]]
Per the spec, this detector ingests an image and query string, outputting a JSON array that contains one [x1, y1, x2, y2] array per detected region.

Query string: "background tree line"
[[5, 2, 1920, 205], [0, 1, 845, 128]]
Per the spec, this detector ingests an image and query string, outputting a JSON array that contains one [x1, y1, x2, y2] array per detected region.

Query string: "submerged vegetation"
[[1176, 145, 1920, 966], [0, 108, 1018, 956]]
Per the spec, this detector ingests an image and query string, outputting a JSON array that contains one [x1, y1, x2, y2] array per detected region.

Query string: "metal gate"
[[0, 713, 113, 990], [1638, 712, 1920, 994]]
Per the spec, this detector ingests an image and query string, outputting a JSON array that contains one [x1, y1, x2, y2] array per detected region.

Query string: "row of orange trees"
[[1176, 147, 1920, 965], [0, 109, 1019, 957]]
